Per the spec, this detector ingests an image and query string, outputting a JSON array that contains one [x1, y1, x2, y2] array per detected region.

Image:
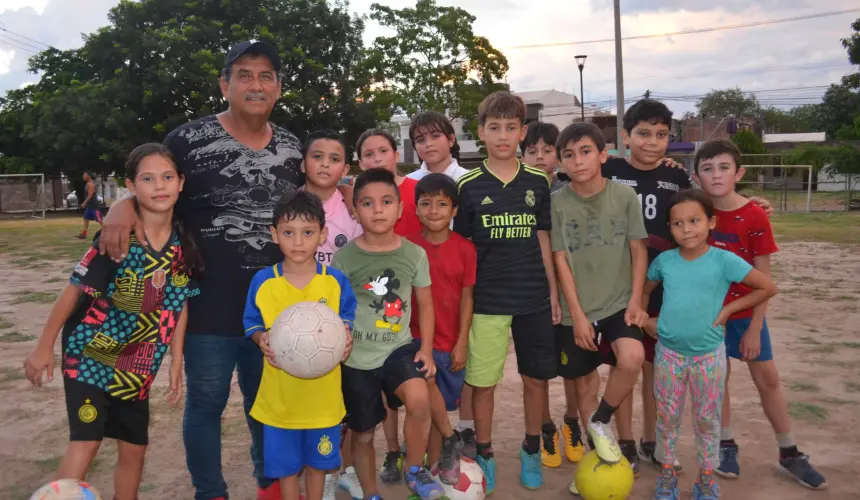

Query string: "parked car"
[[65, 192, 104, 209]]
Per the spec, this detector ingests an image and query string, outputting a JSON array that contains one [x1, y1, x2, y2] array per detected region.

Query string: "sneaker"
[[562, 421, 586, 463], [653, 466, 680, 500], [519, 447, 543, 490], [541, 427, 562, 468], [74, 233, 87, 240], [338, 466, 364, 499], [476, 454, 497, 495], [461, 428, 477, 460], [639, 440, 684, 473], [777, 453, 828, 490], [379, 451, 404, 483], [323, 473, 337, 500], [437, 433, 464, 485], [568, 480, 579, 496], [620, 441, 640, 477], [587, 413, 622, 463], [405, 465, 445, 500], [715, 442, 740, 479], [692, 472, 720, 500], [257, 482, 281, 500]]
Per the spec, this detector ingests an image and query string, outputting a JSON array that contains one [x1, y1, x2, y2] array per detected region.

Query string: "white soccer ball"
[[430, 457, 486, 500], [30, 479, 103, 500], [268, 301, 346, 379]]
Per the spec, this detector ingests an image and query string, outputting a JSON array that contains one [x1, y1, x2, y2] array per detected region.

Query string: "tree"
[[696, 88, 761, 119], [817, 82, 860, 139], [841, 17, 860, 89], [0, 0, 388, 177], [762, 105, 819, 134], [366, 0, 509, 125]]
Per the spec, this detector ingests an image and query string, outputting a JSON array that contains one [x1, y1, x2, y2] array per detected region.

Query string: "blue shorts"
[[83, 208, 102, 222], [412, 339, 466, 411], [263, 424, 342, 478], [725, 317, 773, 362]]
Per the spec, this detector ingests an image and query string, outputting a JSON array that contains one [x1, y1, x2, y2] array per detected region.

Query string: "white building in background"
[[391, 89, 605, 164]]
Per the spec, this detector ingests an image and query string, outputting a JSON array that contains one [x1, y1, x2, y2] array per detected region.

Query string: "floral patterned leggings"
[[654, 342, 727, 470]]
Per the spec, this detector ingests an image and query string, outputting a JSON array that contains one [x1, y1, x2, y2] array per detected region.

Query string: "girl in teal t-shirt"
[[642, 189, 776, 500]]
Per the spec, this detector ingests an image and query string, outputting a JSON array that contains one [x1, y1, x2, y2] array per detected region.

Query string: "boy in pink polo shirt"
[[300, 129, 364, 499], [302, 130, 363, 267]]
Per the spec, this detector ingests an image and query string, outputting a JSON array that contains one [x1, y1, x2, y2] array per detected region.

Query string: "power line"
[[504, 8, 860, 49], [0, 37, 37, 54], [0, 25, 51, 48], [588, 62, 847, 84], [0, 33, 42, 52]]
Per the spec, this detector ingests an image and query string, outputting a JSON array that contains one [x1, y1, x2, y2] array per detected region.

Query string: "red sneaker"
[[257, 482, 281, 500]]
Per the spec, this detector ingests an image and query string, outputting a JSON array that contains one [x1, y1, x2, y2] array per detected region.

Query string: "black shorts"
[[556, 309, 643, 379], [64, 377, 149, 445], [342, 342, 426, 433]]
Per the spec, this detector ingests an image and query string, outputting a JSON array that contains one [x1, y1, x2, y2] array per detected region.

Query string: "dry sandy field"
[[0, 214, 858, 499]]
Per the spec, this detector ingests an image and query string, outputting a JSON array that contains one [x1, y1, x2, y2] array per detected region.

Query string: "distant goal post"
[[0, 173, 46, 219], [736, 164, 813, 213]]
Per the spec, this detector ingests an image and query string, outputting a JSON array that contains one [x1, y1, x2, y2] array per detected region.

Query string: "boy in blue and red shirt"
[[694, 139, 827, 491]]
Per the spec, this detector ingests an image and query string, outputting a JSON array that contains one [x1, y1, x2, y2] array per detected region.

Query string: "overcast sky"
[[1, 0, 857, 115]]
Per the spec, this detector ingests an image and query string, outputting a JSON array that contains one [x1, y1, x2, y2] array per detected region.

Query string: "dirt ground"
[[0, 220, 857, 499]]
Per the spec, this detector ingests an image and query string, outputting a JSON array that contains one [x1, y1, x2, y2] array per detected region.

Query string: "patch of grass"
[[770, 212, 860, 244], [0, 331, 36, 342], [845, 382, 860, 392], [10, 291, 56, 305], [797, 335, 822, 345], [139, 484, 158, 493], [0, 367, 25, 383], [837, 342, 860, 349], [789, 382, 819, 392], [788, 402, 828, 422], [0, 316, 12, 330], [46, 277, 66, 283], [820, 397, 859, 406], [834, 295, 856, 301]]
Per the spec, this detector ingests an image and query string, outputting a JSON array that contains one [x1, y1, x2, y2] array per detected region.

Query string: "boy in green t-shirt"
[[331, 168, 444, 500], [550, 123, 650, 494]]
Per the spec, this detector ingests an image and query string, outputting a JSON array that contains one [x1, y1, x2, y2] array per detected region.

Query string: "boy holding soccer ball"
[[243, 190, 357, 500]]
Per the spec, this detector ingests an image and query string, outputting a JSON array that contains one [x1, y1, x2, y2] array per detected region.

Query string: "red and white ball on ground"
[[430, 456, 486, 499], [30, 479, 103, 500], [268, 301, 346, 379]]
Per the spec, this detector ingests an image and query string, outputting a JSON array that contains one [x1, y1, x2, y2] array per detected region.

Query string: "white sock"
[[343, 465, 356, 474], [458, 420, 475, 431]]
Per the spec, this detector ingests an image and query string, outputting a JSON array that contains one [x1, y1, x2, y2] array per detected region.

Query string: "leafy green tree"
[[366, 0, 509, 128], [762, 105, 819, 134], [0, 0, 388, 177], [696, 88, 761, 119]]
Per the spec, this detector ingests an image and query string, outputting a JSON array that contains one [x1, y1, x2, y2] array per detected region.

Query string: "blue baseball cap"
[[224, 40, 282, 73]]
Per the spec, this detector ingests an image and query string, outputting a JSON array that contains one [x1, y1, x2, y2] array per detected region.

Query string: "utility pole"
[[613, 0, 625, 156]]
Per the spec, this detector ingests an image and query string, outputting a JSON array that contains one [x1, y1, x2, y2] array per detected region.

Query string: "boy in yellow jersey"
[[243, 191, 357, 500]]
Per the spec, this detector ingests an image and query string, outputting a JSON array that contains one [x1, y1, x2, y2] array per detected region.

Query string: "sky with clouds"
[[0, 0, 857, 115]]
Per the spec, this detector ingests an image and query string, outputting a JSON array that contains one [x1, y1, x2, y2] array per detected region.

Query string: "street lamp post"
[[575, 55, 587, 123]]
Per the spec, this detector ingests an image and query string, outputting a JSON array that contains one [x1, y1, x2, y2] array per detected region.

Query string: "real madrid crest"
[[525, 189, 536, 207]]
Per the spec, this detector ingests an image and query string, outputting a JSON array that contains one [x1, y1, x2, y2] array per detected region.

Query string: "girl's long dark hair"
[[126, 143, 205, 277]]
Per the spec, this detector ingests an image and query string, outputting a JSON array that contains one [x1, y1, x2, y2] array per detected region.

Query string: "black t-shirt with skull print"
[[164, 115, 304, 336]]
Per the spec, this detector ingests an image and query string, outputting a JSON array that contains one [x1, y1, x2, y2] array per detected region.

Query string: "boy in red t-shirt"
[[694, 139, 827, 491], [409, 173, 477, 482]]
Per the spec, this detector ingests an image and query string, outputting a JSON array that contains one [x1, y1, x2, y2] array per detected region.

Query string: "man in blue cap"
[[99, 40, 302, 500]]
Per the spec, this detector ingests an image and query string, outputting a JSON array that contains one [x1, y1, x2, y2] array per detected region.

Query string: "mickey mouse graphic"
[[363, 269, 407, 332]]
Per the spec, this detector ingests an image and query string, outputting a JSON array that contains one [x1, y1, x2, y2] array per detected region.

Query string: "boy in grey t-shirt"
[[550, 123, 649, 491], [331, 168, 448, 500]]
